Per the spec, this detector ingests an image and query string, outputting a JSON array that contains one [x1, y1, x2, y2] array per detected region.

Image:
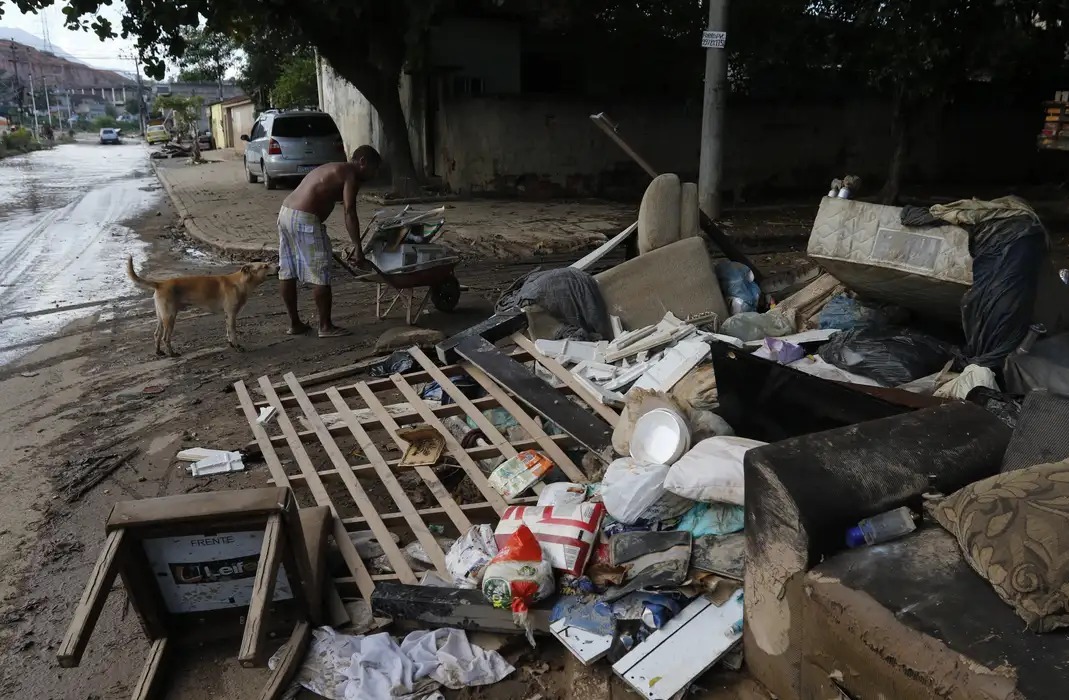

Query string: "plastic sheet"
[[715, 261, 761, 315]]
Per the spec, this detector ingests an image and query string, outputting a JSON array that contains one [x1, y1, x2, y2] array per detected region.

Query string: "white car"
[[99, 128, 121, 145]]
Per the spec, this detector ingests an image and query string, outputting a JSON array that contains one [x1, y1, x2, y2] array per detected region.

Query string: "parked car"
[[197, 130, 214, 151], [99, 128, 121, 145], [241, 109, 345, 189], [145, 124, 170, 145]]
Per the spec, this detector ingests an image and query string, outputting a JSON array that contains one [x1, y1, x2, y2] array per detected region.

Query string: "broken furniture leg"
[[590, 111, 763, 282]]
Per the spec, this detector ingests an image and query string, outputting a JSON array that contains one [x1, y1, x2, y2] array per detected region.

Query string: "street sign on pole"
[[701, 30, 727, 49]]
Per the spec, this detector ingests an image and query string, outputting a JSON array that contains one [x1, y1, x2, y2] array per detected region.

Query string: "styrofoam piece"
[[613, 594, 744, 699], [574, 373, 625, 406], [630, 408, 690, 466], [610, 324, 657, 351], [743, 329, 839, 347], [256, 406, 278, 425], [606, 313, 697, 363], [573, 360, 617, 382], [175, 447, 231, 463], [188, 450, 245, 477], [697, 332, 745, 349], [535, 338, 606, 364], [610, 315, 625, 340], [551, 618, 613, 665], [628, 338, 711, 395], [602, 361, 653, 392]]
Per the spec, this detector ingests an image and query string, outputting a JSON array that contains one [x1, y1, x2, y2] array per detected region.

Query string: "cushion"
[[929, 459, 1069, 632]]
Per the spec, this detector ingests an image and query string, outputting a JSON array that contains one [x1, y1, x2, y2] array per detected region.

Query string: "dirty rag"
[[273, 626, 514, 700], [928, 196, 1041, 228], [495, 267, 611, 341]]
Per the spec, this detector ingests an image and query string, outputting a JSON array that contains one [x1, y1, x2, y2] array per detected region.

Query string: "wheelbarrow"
[[333, 206, 462, 324]]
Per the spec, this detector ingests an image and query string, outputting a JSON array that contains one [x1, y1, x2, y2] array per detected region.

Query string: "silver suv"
[[241, 109, 346, 189]]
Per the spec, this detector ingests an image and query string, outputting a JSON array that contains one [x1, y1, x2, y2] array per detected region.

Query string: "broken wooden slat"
[[324, 385, 449, 576], [571, 221, 638, 272], [340, 497, 538, 531], [285, 373, 419, 584], [456, 336, 613, 454], [461, 361, 588, 483], [57, 529, 126, 668], [354, 383, 474, 535], [511, 332, 621, 427], [259, 621, 310, 700], [389, 374, 510, 514], [236, 381, 297, 491], [257, 376, 376, 600], [239, 513, 285, 667]]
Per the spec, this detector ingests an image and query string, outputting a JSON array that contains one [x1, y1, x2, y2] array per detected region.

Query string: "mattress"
[[807, 197, 972, 321]]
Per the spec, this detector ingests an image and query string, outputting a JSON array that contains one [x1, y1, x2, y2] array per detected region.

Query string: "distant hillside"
[[0, 27, 83, 65], [0, 34, 132, 90]]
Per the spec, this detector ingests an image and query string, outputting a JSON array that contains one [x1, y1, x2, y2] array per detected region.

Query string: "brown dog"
[[126, 257, 277, 356]]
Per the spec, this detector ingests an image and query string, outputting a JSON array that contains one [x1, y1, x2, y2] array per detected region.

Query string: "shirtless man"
[[277, 145, 381, 337]]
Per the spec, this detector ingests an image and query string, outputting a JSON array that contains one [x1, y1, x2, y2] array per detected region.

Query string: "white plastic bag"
[[535, 482, 587, 507], [933, 364, 998, 399], [446, 525, 499, 589], [601, 458, 693, 524], [663, 436, 767, 506]]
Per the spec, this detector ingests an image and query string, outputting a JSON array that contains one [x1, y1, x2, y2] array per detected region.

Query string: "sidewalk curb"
[[151, 160, 279, 259]]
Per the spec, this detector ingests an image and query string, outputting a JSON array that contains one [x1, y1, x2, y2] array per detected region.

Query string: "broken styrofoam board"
[[573, 373, 626, 407], [743, 329, 839, 347], [534, 339, 607, 365], [573, 360, 618, 382], [604, 326, 696, 364], [602, 360, 653, 392], [176, 447, 231, 462], [628, 338, 711, 395], [609, 324, 657, 351], [613, 594, 744, 700], [696, 332, 744, 349], [551, 618, 613, 665], [572, 221, 638, 272], [256, 406, 278, 425], [188, 450, 245, 477], [610, 315, 625, 340]]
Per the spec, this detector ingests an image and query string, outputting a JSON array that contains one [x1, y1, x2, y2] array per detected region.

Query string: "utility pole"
[[697, 0, 729, 220], [10, 40, 23, 126], [28, 70, 39, 136], [130, 52, 147, 134]]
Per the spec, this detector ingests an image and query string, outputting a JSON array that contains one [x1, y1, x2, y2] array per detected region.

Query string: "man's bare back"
[[282, 162, 355, 222]]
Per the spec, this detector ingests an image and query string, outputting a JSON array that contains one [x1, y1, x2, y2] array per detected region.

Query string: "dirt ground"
[[0, 195, 776, 699]]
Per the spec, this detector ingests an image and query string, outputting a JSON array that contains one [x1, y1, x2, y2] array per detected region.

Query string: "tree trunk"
[[881, 92, 911, 205], [374, 83, 420, 195], [319, 52, 420, 195]]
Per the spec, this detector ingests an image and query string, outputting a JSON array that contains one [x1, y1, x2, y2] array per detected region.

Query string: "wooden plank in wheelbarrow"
[[454, 335, 613, 454]]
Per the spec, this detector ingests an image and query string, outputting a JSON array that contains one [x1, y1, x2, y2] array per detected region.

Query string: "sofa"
[[743, 394, 1069, 699]]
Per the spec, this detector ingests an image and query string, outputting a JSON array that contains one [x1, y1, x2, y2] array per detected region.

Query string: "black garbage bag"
[[962, 217, 1047, 368], [817, 327, 958, 387]]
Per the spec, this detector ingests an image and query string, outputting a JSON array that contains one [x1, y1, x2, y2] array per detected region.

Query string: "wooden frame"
[[236, 343, 621, 600], [58, 489, 330, 700]]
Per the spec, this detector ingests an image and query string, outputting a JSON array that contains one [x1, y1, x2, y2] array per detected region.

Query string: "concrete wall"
[[434, 95, 1049, 198], [318, 59, 387, 160]]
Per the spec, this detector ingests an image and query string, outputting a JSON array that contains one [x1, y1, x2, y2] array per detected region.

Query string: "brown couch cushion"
[[929, 458, 1069, 632]]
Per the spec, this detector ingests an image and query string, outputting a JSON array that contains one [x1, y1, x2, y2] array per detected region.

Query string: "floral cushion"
[[928, 459, 1069, 632]]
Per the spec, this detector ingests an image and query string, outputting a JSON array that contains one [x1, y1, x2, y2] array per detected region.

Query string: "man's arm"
[[342, 171, 362, 259]]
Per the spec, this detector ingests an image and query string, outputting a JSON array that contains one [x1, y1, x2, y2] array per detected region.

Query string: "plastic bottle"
[[845, 506, 918, 548]]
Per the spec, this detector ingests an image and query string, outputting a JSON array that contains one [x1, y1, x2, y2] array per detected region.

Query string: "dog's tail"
[[126, 256, 158, 291]]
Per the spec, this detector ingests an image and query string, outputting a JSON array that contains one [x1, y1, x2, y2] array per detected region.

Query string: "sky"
[[0, 5, 139, 74]]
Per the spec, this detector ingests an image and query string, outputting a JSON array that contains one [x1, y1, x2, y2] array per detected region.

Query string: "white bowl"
[[629, 408, 691, 466]]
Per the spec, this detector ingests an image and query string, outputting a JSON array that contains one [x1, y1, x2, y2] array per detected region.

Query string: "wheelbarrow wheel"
[[431, 276, 461, 312]]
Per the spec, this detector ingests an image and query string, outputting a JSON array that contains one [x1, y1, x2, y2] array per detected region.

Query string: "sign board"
[[701, 30, 727, 49], [144, 531, 293, 613]]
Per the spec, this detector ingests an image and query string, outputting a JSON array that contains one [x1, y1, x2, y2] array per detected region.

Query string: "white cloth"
[[274, 627, 514, 700]]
